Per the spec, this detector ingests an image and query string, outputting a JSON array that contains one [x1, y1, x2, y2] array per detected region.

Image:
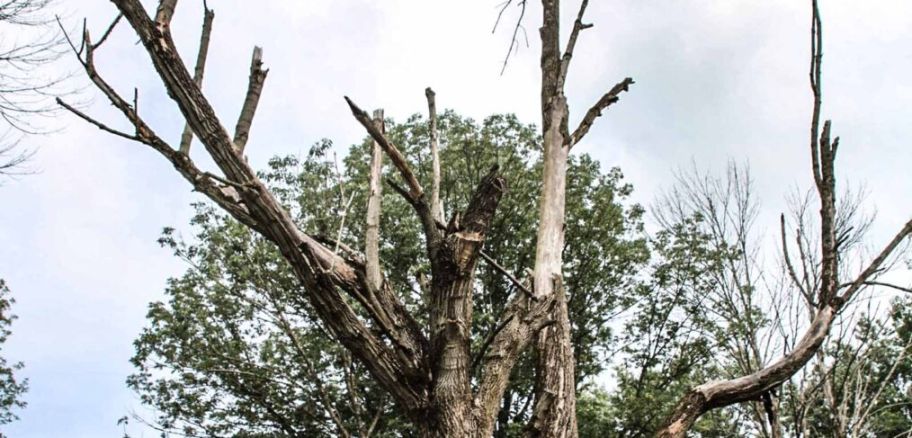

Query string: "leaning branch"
[[568, 77, 634, 147], [479, 251, 534, 299], [838, 219, 912, 303], [345, 96, 424, 200]]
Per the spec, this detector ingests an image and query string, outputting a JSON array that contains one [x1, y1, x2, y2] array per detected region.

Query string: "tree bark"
[[365, 109, 384, 292], [528, 1, 577, 436]]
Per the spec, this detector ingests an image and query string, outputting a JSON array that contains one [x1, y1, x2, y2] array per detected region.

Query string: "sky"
[[0, 0, 910, 436]]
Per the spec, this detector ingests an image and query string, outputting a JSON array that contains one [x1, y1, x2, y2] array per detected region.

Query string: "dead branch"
[[234, 46, 267, 152], [345, 96, 424, 201], [480, 251, 534, 299], [425, 87, 444, 223], [155, 0, 177, 27], [365, 109, 384, 292], [557, 0, 592, 90], [568, 77, 634, 147], [179, 4, 214, 154]]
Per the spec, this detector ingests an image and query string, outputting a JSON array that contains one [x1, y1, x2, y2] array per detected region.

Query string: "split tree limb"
[[179, 3, 214, 154], [234, 46, 268, 153]]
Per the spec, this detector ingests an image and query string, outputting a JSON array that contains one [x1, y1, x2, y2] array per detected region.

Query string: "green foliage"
[[130, 111, 647, 435], [0, 279, 27, 425]]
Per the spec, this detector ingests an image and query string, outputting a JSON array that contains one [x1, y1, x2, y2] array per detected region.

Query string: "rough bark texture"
[[103, 0, 430, 420], [528, 1, 576, 436], [66, 1, 633, 436], [178, 4, 212, 154]]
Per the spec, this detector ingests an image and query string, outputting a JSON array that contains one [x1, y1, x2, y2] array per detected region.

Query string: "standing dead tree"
[[56, 0, 630, 436], [655, 1, 912, 436]]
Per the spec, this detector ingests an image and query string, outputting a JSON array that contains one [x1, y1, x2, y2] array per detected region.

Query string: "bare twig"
[[493, 0, 527, 75], [781, 214, 812, 302], [91, 13, 122, 51], [838, 219, 912, 303], [56, 98, 136, 141]]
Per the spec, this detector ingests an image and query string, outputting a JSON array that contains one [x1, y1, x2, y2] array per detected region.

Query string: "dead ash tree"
[[56, 0, 911, 437], [655, 1, 912, 436], [56, 0, 630, 436]]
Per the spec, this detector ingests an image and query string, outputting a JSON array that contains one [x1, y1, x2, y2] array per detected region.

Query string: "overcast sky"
[[0, 0, 910, 436]]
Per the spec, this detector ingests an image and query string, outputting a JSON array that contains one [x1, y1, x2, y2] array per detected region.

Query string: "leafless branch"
[[569, 77, 634, 147], [179, 4, 214, 154], [493, 0, 526, 75], [781, 214, 812, 302], [838, 220, 912, 303], [345, 96, 424, 201], [365, 109, 384, 292], [155, 0, 178, 27], [425, 87, 444, 223], [91, 13, 122, 51], [234, 46, 267, 153], [558, 0, 593, 90], [480, 251, 534, 299]]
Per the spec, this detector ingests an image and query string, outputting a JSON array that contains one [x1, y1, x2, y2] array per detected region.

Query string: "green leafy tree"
[[0, 280, 27, 425], [129, 112, 647, 436]]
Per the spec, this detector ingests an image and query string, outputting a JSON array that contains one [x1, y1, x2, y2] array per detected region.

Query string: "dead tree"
[[56, 1, 630, 436], [655, 1, 912, 436]]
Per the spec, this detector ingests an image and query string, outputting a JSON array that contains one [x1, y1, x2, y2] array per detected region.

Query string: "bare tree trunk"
[[528, 1, 575, 435]]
